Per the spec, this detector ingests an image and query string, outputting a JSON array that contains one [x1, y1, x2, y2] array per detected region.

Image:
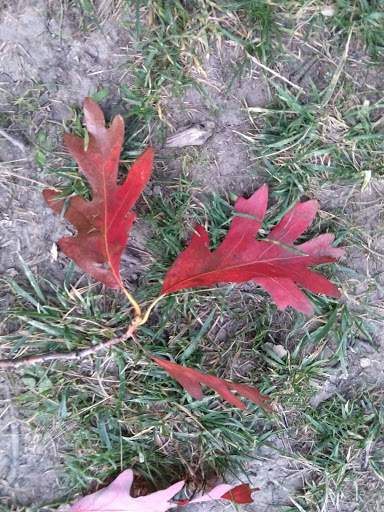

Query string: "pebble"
[[360, 357, 371, 369]]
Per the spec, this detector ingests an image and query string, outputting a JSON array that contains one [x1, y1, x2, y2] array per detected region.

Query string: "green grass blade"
[[181, 307, 217, 362], [17, 253, 46, 304]]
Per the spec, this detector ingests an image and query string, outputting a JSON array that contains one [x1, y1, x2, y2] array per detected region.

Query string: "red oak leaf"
[[69, 469, 258, 511], [151, 355, 273, 412], [43, 98, 154, 290], [221, 483, 260, 504], [178, 483, 258, 506], [162, 185, 344, 314]]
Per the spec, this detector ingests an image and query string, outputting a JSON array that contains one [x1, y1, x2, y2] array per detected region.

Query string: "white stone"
[[360, 358, 371, 368]]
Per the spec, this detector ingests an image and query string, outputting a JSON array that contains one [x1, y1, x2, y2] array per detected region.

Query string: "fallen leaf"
[[69, 469, 183, 512], [176, 484, 232, 506], [162, 185, 344, 314], [221, 484, 260, 504], [165, 121, 215, 148], [263, 342, 288, 359], [43, 98, 154, 290], [69, 469, 257, 512], [151, 355, 273, 412], [321, 6, 335, 17], [178, 483, 258, 506]]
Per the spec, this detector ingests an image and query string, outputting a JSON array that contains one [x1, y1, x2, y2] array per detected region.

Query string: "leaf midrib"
[[165, 251, 310, 292]]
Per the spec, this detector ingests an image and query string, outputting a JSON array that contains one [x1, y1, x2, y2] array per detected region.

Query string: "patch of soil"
[[0, 375, 65, 508], [160, 46, 269, 193], [182, 435, 305, 512]]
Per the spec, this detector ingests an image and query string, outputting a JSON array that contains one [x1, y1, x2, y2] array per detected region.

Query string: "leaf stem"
[[122, 287, 142, 317], [0, 293, 163, 368], [139, 295, 165, 326]]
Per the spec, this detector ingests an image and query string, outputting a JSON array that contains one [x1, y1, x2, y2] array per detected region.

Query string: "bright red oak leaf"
[[162, 185, 344, 314], [177, 483, 259, 506], [220, 483, 260, 504], [151, 355, 273, 412], [43, 97, 154, 290], [69, 469, 259, 512]]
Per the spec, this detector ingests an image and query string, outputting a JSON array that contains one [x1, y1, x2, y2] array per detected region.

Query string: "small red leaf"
[[221, 484, 259, 504], [177, 483, 259, 507], [44, 98, 154, 290], [162, 185, 344, 313], [151, 355, 272, 412]]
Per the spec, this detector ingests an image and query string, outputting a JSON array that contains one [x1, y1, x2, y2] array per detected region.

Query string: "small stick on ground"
[[0, 326, 135, 368]]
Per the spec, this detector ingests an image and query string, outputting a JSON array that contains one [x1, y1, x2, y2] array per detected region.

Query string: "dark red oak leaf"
[[43, 97, 154, 290], [151, 355, 273, 412], [162, 185, 344, 313]]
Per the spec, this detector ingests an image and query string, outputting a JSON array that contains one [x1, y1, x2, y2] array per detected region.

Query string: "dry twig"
[[0, 326, 135, 368]]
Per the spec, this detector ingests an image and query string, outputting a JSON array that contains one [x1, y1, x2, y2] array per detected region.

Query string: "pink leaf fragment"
[[69, 470, 184, 512], [69, 470, 258, 512]]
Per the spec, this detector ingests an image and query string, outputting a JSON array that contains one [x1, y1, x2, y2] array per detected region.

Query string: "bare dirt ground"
[[1, 1, 384, 512]]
